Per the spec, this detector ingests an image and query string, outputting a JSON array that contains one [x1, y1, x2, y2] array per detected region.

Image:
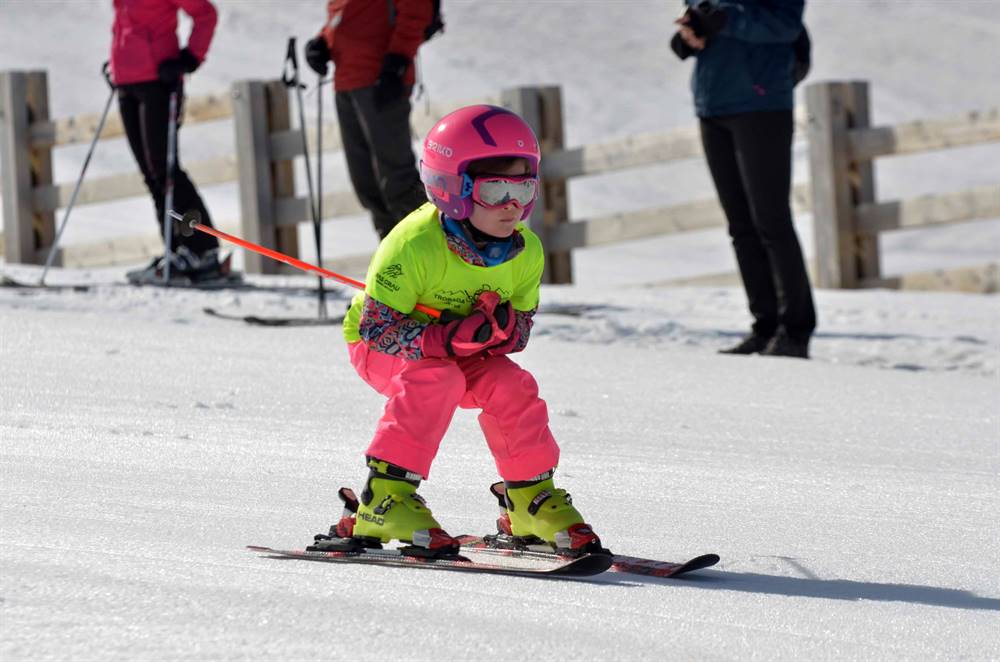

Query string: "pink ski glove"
[[420, 291, 510, 358], [485, 301, 520, 356]]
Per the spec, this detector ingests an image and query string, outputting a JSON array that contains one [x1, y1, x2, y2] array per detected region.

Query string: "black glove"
[[686, 1, 728, 39], [157, 47, 201, 88], [373, 53, 409, 110], [304, 37, 330, 76], [670, 32, 696, 60]]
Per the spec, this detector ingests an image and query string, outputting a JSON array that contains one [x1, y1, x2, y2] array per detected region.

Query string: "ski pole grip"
[[102, 61, 115, 90], [282, 37, 299, 87]]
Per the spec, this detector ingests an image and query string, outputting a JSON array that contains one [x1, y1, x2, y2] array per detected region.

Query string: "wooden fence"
[[806, 80, 1000, 292], [2, 70, 998, 291], [0, 69, 499, 274]]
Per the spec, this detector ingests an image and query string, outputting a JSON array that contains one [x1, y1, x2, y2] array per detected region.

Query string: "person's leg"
[[728, 110, 816, 342], [457, 355, 560, 481], [129, 83, 172, 243], [169, 95, 217, 255], [129, 83, 219, 268], [348, 342, 467, 479], [341, 343, 464, 550], [118, 84, 164, 234], [351, 88, 428, 230], [335, 90, 396, 238], [169, 169, 218, 255], [700, 116, 779, 340], [459, 355, 601, 551]]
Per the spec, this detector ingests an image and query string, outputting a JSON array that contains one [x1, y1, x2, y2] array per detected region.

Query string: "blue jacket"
[[686, 0, 804, 118]]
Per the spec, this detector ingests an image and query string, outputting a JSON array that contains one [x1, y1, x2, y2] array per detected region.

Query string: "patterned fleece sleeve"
[[509, 308, 536, 354], [357, 295, 430, 361]]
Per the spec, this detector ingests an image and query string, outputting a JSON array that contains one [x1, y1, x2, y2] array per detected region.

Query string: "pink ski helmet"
[[419, 105, 541, 220]]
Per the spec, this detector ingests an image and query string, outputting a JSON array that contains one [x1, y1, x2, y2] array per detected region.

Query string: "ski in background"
[[0, 275, 91, 292], [203, 306, 345, 327]]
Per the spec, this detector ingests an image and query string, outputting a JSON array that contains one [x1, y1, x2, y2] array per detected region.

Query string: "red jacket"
[[319, 0, 431, 91], [110, 0, 217, 86]]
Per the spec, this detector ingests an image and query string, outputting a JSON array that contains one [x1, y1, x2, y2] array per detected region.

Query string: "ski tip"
[[564, 552, 615, 576], [673, 553, 720, 576], [691, 553, 720, 567]]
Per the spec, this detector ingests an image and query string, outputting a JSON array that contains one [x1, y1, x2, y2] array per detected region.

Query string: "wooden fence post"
[[501, 85, 572, 284], [231, 79, 298, 274], [805, 80, 878, 288], [1, 70, 55, 264]]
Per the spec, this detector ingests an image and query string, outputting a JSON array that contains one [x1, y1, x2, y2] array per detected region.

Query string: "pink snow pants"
[[348, 341, 560, 481]]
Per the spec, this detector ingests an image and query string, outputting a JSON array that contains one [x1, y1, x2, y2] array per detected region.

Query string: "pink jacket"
[[110, 0, 217, 86]]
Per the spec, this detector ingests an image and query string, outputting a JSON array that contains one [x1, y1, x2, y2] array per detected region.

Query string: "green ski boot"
[[493, 471, 604, 555], [343, 458, 459, 557]]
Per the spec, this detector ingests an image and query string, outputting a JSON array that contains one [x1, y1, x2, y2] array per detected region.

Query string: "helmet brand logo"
[[426, 139, 453, 158]]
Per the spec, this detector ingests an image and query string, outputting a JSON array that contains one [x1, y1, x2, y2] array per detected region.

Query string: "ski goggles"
[[463, 174, 539, 209]]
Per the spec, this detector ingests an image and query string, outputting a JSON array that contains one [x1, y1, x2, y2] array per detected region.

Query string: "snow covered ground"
[[1, 266, 998, 660], [2, 1, 999, 660]]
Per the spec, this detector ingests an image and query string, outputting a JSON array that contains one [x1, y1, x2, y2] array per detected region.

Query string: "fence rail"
[[2, 70, 998, 292], [847, 107, 1000, 161], [28, 91, 234, 148]]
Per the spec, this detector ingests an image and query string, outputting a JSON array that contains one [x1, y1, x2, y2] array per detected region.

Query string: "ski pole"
[[171, 210, 443, 319], [39, 62, 116, 286], [282, 37, 327, 319], [316, 70, 326, 318], [161, 88, 180, 284]]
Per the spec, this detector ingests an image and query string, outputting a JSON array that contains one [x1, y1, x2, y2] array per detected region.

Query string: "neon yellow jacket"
[[343, 203, 544, 344]]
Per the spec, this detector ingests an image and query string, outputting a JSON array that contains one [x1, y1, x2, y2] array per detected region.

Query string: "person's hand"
[[420, 291, 509, 358], [485, 301, 523, 356], [670, 31, 697, 60], [674, 15, 707, 51], [373, 53, 409, 110], [157, 48, 201, 88], [688, 1, 729, 38], [304, 37, 330, 76]]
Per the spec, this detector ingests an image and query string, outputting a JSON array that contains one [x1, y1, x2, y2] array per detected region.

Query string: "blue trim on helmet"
[[460, 173, 474, 199]]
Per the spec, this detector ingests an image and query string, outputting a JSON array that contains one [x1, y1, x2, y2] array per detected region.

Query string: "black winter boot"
[[719, 333, 772, 355], [761, 329, 810, 359]]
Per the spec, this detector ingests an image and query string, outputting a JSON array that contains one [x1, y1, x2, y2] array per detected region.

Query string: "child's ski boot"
[[312, 458, 459, 558], [490, 472, 606, 556]]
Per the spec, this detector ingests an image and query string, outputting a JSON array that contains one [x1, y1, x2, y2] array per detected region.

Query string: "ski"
[[203, 307, 345, 327], [1, 275, 91, 292], [247, 544, 613, 577], [455, 534, 719, 579], [129, 272, 247, 291]]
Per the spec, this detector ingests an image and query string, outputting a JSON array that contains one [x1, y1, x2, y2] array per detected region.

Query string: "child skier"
[[332, 105, 603, 558]]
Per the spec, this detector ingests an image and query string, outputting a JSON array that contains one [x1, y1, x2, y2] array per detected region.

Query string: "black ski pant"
[[118, 81, 218, 256], [700, 110, 816, 341], [335, 86, 429, 239]]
